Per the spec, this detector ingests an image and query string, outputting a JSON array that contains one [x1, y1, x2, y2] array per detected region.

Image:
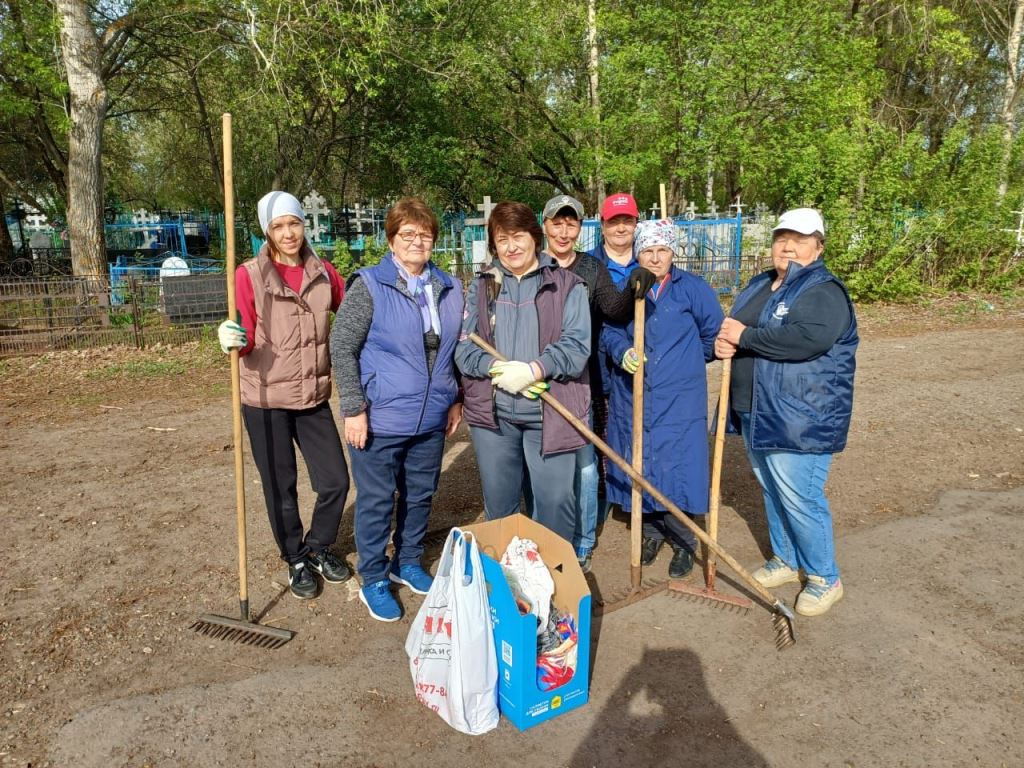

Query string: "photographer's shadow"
[[569, 647, 768, 768]]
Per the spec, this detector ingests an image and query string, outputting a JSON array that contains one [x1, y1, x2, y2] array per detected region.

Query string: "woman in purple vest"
[[329, 198, 465, 622], [715, 208, 858, 617], [455, 201, 591, 543]]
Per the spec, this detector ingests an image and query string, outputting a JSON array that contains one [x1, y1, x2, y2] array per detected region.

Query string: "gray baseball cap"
[[542, 194, 585, 221]]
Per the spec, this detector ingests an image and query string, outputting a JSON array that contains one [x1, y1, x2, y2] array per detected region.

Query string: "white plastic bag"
[[405, 528, 499, 735], [500, 536, 555, 632]]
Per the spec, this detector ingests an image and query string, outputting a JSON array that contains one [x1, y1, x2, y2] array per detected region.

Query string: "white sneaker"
[[751, 556, 801, 588], [796, 575, 844, 616]]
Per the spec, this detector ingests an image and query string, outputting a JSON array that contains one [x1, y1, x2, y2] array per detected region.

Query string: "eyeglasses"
[[397, 230, 434, 243]]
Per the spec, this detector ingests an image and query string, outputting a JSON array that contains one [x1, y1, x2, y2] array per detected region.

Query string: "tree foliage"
[[1, 0, 1023, 294]]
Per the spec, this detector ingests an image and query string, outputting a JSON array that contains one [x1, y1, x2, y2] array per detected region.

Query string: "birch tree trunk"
[[587, 0, 605, 210], [999, 0, 1024, 201], [56, 0, 109, 281]]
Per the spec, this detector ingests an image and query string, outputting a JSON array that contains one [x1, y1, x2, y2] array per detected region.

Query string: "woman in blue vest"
[[715, 208, 858, 617], [601, 219, 724, 578], [329, 198, 464, 622]]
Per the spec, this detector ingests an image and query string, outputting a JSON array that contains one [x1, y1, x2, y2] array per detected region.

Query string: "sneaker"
[[389, 563, 433, 595], [640, 537, 663, 566], [308, 549, 352, 583], [796, 575, 844, 616], [288, 560, 318, 600], [668, 547, 694, 579], [577, 551, 592, 575], [752, 555, 801, 588], [360, 579, 402, 622]]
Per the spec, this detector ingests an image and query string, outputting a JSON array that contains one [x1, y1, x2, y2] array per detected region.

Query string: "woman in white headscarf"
[[600, 219, 723, 578], [217, 191, 351, 601]]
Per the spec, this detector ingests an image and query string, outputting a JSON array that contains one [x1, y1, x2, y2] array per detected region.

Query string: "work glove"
[[626, 267, 658, 298], [218, 319, 247, 353], [489, 360, 542, 396], [521, 381, 551, 401], [621, 348, 647, 374]]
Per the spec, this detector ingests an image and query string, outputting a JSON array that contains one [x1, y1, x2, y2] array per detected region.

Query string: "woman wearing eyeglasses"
[[329, 198, 464, 622]]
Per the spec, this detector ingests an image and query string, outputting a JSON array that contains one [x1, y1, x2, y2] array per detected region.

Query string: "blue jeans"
[[349, 430, 445, 585], [571, 442, 599, 558], [738, 412, 840, 583]]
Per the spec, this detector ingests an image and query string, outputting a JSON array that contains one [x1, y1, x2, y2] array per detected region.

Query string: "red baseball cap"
[[600, 193, 639, 220]]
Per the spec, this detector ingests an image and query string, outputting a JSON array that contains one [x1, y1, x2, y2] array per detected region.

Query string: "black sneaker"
[[288, 560, 318, 600], [640, 537, 663, 566], [308, 549, 352, 583], [668, 547, 695, 579]]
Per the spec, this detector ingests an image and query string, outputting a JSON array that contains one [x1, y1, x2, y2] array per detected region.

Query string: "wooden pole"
[[222, 113, 249, 622], [630, 296, 645, 590]]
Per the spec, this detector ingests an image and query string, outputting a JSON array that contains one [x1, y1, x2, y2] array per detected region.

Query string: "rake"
[[190, 113, 294, 649], [667, 357, 754, 612], [469, 333, 795, 649]]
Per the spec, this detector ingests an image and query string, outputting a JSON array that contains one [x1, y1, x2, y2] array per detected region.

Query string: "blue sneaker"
[[359, 580, 401, 622], [389, 563, 433, 595]]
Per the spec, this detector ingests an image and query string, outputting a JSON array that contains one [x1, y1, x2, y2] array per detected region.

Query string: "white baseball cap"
[[773, 208, 825, 238]]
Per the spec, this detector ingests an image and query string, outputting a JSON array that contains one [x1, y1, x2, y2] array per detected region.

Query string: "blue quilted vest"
[[733, 259, 858, 453], [356, 256, 463, 436]]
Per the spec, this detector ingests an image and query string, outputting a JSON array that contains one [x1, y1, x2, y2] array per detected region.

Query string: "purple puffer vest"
[[462, 266, 590, 455]]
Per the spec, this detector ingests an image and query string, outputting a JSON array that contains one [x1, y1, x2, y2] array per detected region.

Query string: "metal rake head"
[[191, 614, 294, 649], [772, 602, 797, 650], [668, 590, 751, 613]]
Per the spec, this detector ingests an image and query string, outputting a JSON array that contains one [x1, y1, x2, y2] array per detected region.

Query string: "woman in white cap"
[[601, 219, 723, 578], [715, 207, 858, 616], [217, 191, 351, 601]]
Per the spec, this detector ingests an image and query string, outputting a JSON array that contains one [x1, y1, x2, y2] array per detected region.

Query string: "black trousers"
[[642, 510, 699, 551], [242, 401, 350, 564]]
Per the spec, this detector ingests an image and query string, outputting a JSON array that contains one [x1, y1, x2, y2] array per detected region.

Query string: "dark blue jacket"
[[601, 267, 723, 515], [356, 257, 463, 436], [731, 259, 858, 453]]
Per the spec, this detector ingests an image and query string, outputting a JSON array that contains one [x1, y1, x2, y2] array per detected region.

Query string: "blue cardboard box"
[[463, 514, 591, 731]]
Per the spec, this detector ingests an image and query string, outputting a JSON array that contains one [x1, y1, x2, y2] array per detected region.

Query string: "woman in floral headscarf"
[[600, 219, 724, 578]]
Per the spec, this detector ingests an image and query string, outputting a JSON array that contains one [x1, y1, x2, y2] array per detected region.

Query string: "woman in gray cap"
[[534, 194, 655, 572]]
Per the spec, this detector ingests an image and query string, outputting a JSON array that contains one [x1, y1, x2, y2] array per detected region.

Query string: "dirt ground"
[[1, 295, 1023, 768]]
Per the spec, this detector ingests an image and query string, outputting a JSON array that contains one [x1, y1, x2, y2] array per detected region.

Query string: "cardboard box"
[[462, 514, 591, 731]]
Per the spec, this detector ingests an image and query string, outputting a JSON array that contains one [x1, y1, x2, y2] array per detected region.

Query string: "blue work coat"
[[600, 267, 724, 515]]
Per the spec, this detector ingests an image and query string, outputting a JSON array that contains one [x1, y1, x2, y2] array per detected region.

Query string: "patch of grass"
[[87, 359, 189, 379]]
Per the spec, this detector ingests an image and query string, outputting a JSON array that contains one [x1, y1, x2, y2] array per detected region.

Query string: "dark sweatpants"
[[642, 510, 699, 551], [242, 401, 349, 564]]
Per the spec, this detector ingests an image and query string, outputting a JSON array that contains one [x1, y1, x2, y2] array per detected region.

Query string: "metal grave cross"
[[730, 196, 745, 217], [24, 212, 49, 231], [684, 201, 698, 220], [303, 190, 330, 242], [708, 201, 719, 219], [465, 195, 494, 227]]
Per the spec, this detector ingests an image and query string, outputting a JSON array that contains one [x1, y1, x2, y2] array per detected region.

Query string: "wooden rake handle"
[[222, 113, 249, 622], [704, 357, 731, 588], [468, 332, 780, 609]]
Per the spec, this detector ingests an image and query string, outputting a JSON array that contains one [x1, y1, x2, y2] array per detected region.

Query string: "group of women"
[[217, 191, 857, 623]]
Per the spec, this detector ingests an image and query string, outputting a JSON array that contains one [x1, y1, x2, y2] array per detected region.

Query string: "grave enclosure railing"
[[0, 272, 228, 357]]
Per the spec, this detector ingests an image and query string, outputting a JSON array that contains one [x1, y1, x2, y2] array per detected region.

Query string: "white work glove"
[[489, 360, 542, 396], [218, 319, 247, 353]]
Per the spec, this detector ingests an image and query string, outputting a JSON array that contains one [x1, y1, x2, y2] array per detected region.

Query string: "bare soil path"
[[1, 297, 1022, 768]]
